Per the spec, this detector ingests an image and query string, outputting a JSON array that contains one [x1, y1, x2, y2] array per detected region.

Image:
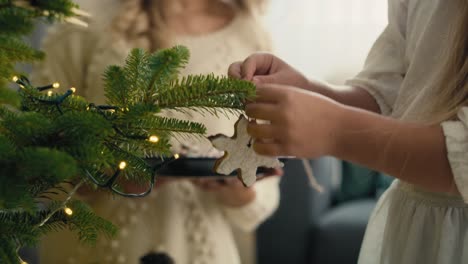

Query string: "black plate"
[[146, 157, 285, 178]]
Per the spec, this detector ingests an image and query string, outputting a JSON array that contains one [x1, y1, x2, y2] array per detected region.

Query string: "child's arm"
[[334, 104, 456, 194], [246, 84, 457, 195]]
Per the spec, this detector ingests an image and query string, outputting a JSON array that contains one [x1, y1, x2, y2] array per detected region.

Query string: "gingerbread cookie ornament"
[[209, 115, 284, 187]]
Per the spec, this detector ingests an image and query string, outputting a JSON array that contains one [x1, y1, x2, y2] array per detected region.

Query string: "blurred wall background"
[[265, 0, 388, 84]]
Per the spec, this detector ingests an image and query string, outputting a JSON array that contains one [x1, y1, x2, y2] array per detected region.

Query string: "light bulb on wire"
[[149, 135, 159, 143], [64, 207, 73, 216]]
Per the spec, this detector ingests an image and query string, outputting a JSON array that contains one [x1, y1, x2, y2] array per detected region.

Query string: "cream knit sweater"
[[34, 1, 279, 263]]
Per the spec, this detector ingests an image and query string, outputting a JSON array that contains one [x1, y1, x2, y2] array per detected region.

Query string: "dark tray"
[[147, 157, 285, 178]]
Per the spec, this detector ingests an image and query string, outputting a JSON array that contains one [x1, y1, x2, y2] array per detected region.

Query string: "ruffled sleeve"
[[221, 176, 280, 232], [345, 0, 408, 115], [441, 107, 468, 203]]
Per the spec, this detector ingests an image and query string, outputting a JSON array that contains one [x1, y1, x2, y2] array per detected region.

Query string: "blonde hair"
[[425, 1, 468, 123], [111, 0, 264, 52]]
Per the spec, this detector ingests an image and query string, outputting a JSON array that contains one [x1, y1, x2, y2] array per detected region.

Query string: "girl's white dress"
[[33, 1, 278, 264], [346, 0, 468, 263]]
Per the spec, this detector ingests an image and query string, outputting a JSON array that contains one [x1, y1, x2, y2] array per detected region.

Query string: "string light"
[[120, 107, 130, 112], [12, 76, 19, 82], [119, 161, 127, 170], [174, 154, 180, 159], [149, 135, 159, 143], [64, 207, 73, 216], [52, 82, 60, 89], [20, 261, 28, 264], [70, 87, 76, 93], [47, 91, 53, 97]]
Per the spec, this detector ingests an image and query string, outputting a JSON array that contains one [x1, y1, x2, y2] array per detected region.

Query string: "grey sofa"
[[256, 158, 376, 264]]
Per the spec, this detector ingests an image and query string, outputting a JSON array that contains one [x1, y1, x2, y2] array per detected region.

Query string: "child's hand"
[[245, 83, 344, 158], [228, 53, 309, 88]]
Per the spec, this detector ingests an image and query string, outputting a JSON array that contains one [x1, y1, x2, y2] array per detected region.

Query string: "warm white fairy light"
[[119, 161, 127, 170], [47, 91, 53, 97], [12, 76, 19, 82], [64, 207, 73, 216], [149, 135, 159, 143], [70, 87, 76, 93], [52, 82, 60, 89], [174, 154, 180, 159]]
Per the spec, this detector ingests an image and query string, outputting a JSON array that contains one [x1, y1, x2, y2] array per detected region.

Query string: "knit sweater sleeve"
[[30, 23, 98, 98], [221, 176, 280, 232]]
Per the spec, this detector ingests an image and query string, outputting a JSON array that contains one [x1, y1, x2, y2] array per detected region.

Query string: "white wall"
[[264, 0, 388, 84]]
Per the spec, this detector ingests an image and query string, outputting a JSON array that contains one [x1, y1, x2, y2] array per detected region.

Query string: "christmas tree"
[[0, 1, 255, 263]]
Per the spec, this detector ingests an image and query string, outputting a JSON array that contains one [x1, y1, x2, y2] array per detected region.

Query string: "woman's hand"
[[245, 83, 345, 158], [228, 53, 310, 88], [193, 178, 256, 207]]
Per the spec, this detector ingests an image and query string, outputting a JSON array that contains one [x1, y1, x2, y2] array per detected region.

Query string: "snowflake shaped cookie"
[[209, 115, 284, 187]]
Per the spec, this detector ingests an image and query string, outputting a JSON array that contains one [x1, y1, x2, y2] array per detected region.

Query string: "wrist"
[[307, 79, 336, 98], [328, 103, 351, 158]]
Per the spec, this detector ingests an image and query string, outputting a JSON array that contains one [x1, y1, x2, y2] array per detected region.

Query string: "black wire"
[[14, 76, 173, 198]]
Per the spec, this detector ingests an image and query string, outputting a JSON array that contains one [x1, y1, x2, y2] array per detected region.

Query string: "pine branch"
[[156, 74, 256, 112], [0, 35, 44, 62], [122, 48, 152, 102], [146, 45, 190, 98], [0, 238, 19, 264], [62, 200, 117, 244], [104, 65, 131, 107], [138, 115, 207, 135], [0, 86, 20, 107], [36, 180, 82, 228]]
